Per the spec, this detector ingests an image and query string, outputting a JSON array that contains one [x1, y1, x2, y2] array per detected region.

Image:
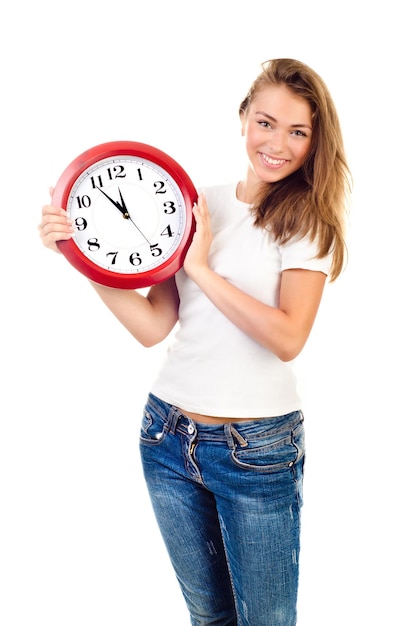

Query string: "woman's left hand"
[[183, 191, 212, 279]]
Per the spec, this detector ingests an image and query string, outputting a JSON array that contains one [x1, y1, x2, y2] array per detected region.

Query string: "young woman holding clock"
[[39, 58, 350, 626]]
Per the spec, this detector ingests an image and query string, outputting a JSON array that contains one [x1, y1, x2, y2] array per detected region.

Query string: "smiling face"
[[240, 84, 313, 201]]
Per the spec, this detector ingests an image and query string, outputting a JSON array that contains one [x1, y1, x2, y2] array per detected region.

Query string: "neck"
[[236, 180, 261, 204]]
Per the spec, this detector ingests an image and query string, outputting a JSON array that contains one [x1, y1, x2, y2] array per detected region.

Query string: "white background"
[[1, 1, 413, 624]]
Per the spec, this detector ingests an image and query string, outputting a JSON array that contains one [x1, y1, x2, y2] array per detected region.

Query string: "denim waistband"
[[146, 393, 303, 445]]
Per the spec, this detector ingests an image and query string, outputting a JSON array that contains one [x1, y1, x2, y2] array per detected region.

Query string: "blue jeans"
[[139, 393, 305, 626]]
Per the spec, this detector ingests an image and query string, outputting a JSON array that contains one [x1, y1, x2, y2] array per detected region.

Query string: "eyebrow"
[[255, 110, 313, 130]]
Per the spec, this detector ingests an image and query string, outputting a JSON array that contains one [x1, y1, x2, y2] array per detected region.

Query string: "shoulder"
[[200, 183, 238, 209], [280, 233, 332, 275]]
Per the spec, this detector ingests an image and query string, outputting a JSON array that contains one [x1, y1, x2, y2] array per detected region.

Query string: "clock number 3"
[[164, 201, 176, 214]]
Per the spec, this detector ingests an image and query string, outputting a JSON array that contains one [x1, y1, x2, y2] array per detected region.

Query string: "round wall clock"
[[52, 141, 197, 289]]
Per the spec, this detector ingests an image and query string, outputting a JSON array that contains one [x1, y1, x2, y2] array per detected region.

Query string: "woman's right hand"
[[38, 205, 74, 252], [38, 189, 74, 253]]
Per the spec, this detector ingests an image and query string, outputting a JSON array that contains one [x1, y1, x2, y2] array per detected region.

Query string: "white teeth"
[[262, 154, 285, 165]]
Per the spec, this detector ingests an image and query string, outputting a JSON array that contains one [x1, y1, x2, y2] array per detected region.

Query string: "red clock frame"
[[52, 141, 197, 289]]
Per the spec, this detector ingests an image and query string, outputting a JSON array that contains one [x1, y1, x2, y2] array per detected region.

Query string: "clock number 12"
[[90, 166, 127, 189]]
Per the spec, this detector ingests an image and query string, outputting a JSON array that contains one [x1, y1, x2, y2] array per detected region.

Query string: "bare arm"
[[90, 278, 179, 347], [38, 201, 179, 347], [185, 265, 325, 361], [183, 193, 327, 362]]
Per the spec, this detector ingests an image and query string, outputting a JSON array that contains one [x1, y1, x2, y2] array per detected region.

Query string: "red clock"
[[52, 141, 197, 289]]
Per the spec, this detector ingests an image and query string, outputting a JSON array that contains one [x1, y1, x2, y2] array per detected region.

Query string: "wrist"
[[185, 263, 213, 285]]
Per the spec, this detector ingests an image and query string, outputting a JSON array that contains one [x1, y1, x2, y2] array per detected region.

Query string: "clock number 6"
[[130, 252, 142, 266]]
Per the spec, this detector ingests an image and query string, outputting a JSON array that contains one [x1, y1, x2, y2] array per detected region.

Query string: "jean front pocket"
[[231, 415, 305, 474], [139, 408, 166, 447]]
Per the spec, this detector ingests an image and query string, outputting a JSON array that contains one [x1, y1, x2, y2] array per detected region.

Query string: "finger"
[[38, 223, 73, 253], [196, 195, 211, 229], [192, 201, 201, 220], [38, 208, 74, 243], [38, 214, 72, 231], [39, 216, 73, 236], [41, 211, 73, 230], [41, 201, 67, 217], [197, 190, 207, 210]]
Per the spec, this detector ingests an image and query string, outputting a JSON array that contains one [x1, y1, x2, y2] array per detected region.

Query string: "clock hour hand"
[[97, 186, 151, 245], [96, 187, 129, 218]]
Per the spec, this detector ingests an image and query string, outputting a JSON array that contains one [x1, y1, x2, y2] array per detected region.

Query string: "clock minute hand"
[[117, 188, 151, 244], [96, 186, 151, 244]]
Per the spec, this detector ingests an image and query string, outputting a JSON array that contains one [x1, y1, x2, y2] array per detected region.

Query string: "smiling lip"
[[260, 152, 288, 167]]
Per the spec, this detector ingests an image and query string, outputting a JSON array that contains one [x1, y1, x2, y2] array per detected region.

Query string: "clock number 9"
[[75, 217, 87, 231]]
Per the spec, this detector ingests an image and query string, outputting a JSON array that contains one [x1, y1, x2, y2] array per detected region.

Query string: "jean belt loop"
[[227, 424, 249, 448], [166, 405, 181, 434]]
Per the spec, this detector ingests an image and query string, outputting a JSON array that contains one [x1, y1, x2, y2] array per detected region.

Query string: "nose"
[[269, 130, 287, 153]]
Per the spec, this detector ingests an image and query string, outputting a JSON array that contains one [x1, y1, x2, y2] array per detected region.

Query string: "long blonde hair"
[[239, 59, 351, 281]]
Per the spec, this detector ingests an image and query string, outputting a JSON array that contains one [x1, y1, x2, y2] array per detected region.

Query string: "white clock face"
[[66, 155, 189, 275]]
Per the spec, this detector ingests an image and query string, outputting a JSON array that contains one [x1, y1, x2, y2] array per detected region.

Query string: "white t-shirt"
[[150, 182, 331, 418]]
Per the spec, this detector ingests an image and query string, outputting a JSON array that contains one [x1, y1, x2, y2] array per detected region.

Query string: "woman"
[[39, 58, 350, 626]]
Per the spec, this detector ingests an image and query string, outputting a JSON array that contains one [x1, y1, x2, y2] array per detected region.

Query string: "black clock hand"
[[97, 187, 151, 244], [117, 188, 129, 214], [96, 187, 129, 217], [116, 188, 152, 244]]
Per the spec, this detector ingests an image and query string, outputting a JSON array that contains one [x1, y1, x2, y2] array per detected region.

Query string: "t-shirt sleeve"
[[280, 233, 332, 275]]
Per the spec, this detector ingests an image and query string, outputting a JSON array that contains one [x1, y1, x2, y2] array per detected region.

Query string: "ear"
[[240, 112, 246, 136]]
